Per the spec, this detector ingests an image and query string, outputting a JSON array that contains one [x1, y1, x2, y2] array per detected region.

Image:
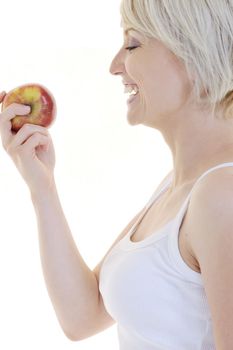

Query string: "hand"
[[0, 93, 56, 194]]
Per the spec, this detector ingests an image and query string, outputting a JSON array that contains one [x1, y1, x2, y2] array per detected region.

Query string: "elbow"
[[63, 329, 81, 342], [63, 326, 92, 342], [58, 315, 89, 341]]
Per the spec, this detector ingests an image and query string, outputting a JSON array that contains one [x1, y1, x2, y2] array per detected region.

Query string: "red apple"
[[1, 83, 56, 132]]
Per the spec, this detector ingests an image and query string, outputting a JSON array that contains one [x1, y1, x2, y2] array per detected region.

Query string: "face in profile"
[[109, 28, 193, 129]]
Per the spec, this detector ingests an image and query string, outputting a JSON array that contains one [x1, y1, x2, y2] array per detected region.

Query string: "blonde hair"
[[120, 0, 233, 119]]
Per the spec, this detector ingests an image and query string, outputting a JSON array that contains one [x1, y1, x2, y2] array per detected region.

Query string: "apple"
[[1, 83, 56, 132]]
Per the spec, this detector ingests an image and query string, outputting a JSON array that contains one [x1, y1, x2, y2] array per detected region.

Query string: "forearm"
[[30, 184, 100, 339]]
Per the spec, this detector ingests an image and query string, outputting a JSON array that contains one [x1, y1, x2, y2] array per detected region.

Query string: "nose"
[[109, 48, 126, 76]]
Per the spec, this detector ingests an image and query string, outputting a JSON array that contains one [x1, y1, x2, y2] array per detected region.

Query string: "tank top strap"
[[175, 161, 233, 222]]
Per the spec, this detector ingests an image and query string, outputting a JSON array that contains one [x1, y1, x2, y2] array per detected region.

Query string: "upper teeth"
[[124, 85, 139, 95]]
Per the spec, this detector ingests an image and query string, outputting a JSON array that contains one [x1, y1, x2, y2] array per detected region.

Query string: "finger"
[[0, 103, 31, 149], [7, 123, 49, 153], [0, 103, 31, 123], [0, 91, 6, 103], [19, 132, 50, 157]]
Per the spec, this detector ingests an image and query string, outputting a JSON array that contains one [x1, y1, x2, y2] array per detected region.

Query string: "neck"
[[162, 111, 233, 189]]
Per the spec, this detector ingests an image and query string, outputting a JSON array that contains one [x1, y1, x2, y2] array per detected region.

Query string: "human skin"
[[110, 28, 233, 190]]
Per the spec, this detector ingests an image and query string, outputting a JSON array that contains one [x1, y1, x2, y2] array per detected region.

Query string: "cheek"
[[145, 62, 192, 113]]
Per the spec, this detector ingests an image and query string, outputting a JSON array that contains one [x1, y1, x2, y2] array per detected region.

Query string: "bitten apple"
[[1, 83, 56, 132]]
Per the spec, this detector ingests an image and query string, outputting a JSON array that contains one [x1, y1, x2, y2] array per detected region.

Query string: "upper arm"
[[188, 174, 233, 349], [71, 170, 173, 339]]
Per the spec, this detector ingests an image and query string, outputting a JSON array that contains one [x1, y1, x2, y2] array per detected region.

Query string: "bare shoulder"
[[186, 168, 233, 348], [188, 166, 233, 253], [188, 166, 233, 223]]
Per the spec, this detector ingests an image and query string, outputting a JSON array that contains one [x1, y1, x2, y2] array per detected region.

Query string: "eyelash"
[[125, 46, 138, 52]]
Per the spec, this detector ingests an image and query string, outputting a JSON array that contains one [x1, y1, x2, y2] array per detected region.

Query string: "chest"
[[130, 186, 201, 273]]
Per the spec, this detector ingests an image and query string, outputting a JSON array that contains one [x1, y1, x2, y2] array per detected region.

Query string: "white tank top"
[[99, 162, 233, 350]]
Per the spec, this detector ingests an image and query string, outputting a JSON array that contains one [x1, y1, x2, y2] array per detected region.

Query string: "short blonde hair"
[[120, 0, 233, 119]]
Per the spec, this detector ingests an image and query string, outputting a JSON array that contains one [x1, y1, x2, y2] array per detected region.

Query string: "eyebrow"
[[123, 27, 135, 35]]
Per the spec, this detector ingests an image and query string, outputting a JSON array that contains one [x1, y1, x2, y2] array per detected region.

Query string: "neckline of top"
[[120, 161, 233, 250], [121, 174, 175, 250]]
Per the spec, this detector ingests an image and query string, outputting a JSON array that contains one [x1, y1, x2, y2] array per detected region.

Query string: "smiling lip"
[[127, 91, 139, 104]]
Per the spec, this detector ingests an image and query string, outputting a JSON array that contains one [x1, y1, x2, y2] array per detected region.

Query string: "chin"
[[126, 112, 144, 126]]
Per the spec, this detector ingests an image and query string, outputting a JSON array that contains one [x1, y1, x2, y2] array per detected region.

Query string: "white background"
[[0, 0, 172, 349]]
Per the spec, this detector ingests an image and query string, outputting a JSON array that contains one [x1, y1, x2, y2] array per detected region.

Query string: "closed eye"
[[125, 46, 138, 52]]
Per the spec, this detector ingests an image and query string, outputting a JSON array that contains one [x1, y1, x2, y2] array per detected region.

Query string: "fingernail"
[[24, 105, 31, 113], [0, 91, 6, 101]]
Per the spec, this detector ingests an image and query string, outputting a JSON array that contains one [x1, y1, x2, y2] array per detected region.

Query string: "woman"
[[0, 0, 233, 349]]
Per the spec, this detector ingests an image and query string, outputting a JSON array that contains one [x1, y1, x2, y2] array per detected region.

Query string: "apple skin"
[[1, 83, 56, 132]]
